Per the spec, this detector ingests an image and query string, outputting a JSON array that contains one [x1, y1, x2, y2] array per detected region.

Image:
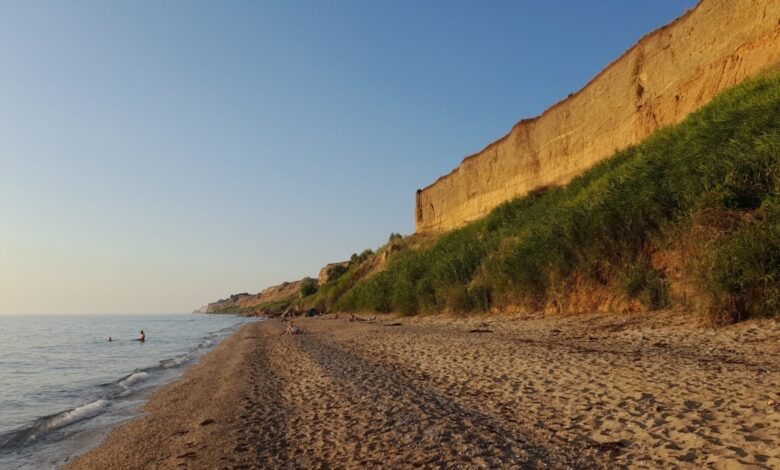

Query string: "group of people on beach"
[[107, 330, 146, 342], [331, 313, 371, 322], [280, 312, 379, 336]]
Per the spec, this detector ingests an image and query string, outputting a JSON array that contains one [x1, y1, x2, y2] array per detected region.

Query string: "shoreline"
[[66, 311, 780, 469], [0, 314, 252, 470], [63, 320, 261, 470]]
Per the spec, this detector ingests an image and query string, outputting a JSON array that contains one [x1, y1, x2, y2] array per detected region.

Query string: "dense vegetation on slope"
[[314, 72, 780, 323]]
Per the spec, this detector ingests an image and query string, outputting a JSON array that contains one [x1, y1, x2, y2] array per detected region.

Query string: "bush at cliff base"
[[323, 71, 780, 323]]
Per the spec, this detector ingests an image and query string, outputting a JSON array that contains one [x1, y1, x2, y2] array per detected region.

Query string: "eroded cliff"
[[206, 278, 314, 314], [416, 0, 780, 233]]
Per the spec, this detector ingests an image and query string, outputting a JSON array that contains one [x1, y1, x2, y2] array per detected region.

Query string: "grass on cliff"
[[319, 71, 780, 323]]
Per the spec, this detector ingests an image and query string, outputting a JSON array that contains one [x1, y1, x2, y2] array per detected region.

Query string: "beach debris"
[[411, 454, 440, 466], [382, 322, 403, 327], [468, 329, 493, 333], [768, 399, 777, 406], [199, 419, 216, 426], [591, 440, 628, 453], [281, 306, 300, 319]]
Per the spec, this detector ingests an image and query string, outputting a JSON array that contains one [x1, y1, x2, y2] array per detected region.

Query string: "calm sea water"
[[0, 314, 257, 469]]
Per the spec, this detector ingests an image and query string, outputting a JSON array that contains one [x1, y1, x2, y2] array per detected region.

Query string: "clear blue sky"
[[0, 0, 698, 314]]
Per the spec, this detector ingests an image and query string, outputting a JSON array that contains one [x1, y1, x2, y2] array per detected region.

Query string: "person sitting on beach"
[[136, 330, 145, 342], [284, 321, 301, 335]]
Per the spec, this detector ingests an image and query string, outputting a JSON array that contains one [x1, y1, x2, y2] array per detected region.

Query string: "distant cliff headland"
[[203, 0, 780, 324], [204, 278, 316, 315]]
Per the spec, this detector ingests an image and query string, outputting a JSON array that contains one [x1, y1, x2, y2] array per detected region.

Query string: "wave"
[[43, 399, 109, 431], [161, 354, 190, 369], [0, 400, 110, 450], [119, 372, 150, 388]]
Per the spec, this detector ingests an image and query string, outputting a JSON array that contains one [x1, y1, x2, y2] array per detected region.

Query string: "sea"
[[0, 313, 257, 470]]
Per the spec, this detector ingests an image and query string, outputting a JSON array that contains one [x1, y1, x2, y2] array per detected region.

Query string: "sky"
[[0, 0, 699, 314]]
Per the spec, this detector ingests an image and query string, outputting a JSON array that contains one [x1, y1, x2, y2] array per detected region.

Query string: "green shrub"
[[326, 264, 348, 283], [252, 298, 294, 315], [299, 277, 318, 297], [349, 249, 375, 266], [468, 283, 493, 312], [622, 262, 670, 310], [706, 198, 780, 322]]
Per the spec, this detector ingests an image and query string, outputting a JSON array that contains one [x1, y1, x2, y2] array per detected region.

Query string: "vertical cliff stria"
[[416, 0, 780, 233]]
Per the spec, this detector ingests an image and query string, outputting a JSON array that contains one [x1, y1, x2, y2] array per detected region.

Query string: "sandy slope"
[[66, 311, 780, 469]]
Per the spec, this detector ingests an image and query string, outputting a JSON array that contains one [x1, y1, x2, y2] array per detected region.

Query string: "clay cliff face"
[[416, 0, 780, 233]]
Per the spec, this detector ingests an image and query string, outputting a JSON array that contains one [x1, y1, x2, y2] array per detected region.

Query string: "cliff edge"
[[416, 0, 780, 233]]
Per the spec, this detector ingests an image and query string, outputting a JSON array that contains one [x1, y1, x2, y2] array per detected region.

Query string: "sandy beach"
[[66, 311, 780, 469]]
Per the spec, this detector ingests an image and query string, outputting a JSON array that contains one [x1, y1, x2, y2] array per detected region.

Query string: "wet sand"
[[66, 311, 780, 469]]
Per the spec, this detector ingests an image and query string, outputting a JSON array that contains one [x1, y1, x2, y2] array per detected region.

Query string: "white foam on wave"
[[119, 371, 150, 388], [45, 399, 109, 430], [163, 355, 190, 368]]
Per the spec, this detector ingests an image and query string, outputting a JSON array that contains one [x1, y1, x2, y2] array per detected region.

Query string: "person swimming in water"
[[137, 330, 145, 342]]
